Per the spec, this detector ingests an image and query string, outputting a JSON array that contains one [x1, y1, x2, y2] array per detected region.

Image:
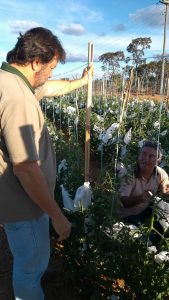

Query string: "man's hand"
[[51, 214, 71, 242], [142, 190, 153, 203], [82, 65, 94, 78], [121, 190, 153, 208]]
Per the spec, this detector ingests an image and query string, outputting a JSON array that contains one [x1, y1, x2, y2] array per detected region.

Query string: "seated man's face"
[[138, 146, 160, 173]]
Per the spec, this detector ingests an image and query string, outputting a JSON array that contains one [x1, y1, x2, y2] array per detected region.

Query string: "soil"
[[0, 225, 14, 300], [137, 94, 168, 102]]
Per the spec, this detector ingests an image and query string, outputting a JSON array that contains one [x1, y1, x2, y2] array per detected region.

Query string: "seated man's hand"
[[143, 190, 153, 202]]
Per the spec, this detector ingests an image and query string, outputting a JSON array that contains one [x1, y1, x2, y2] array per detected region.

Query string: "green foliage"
[[52, 192, 169, 299], [126, 37, 152, 66], [43, 95, 169, 299], [98, 51, 125, 77]]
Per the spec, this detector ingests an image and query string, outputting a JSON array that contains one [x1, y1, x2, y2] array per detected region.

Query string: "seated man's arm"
[[121, 191, 152, 208], [159, 168, 169, 194]]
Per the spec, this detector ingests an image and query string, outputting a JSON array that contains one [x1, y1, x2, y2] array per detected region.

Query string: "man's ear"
[[31, 59, 42, 72]]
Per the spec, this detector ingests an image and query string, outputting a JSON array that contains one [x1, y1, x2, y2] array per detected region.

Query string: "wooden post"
[[136, 77, 140, 99], [167, 78, 169, 96], [85, 42, 94, 182]]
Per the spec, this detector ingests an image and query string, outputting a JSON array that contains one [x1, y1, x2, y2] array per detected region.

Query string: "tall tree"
[[126, 37, 152, 66], [99, 51, 125, 78], [137, 57, 169, 94]]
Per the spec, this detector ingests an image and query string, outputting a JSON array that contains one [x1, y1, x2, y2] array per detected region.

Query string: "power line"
[[51, 3, 169, 78], [51, 63, 88, 78], [63, 3, 168, 61]]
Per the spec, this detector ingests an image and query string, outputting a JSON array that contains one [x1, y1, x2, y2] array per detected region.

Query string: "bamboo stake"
[[120, 67, 134, 124], [85, 42, 94, 182]]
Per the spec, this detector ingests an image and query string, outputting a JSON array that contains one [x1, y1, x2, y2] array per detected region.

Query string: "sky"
[[0, 0, 169, 79]]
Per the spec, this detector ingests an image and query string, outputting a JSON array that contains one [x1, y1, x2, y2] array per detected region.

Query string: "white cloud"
[[68, 2, 103, 23], [8, 20, 41, 34], [0, 0, 44, 16], [129, 4, 168, 27], [58, 23, 86, 36], [66, 51, 87, 62]]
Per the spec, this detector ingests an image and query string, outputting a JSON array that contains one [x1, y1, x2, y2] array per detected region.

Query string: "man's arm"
[[121, 191, 152, 208], [13, 161, 71, 241], [159, 168, 169, 194], [43, 65, 94, 97]]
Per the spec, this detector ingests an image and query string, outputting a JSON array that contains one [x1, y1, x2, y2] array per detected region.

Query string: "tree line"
[[98, 37, 169, 96]]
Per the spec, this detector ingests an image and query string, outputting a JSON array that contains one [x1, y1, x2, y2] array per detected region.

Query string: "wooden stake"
[[85, 42, 94, 182]]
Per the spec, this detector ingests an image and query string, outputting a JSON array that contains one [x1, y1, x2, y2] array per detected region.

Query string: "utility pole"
[[159, 0, 169, 95]]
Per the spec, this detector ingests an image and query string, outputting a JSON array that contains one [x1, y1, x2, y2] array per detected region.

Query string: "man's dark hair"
[[6, 27, 66, 65], [141, 140, 162, 158]]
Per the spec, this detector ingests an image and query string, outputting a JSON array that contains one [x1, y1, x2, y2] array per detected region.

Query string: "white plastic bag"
[[124, 127, 132, 145], [156, 200, 169, 231], [74, 182, 92, 210], [60, 184, 75, 212], [116, 162, 127, 178], [58, 159, 67, 174]]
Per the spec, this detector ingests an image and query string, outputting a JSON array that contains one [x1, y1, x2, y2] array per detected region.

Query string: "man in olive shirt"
[[0, 27, 93, 300]]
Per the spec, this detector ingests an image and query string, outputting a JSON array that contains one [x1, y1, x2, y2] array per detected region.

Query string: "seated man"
[[117, 141, 169, 234]]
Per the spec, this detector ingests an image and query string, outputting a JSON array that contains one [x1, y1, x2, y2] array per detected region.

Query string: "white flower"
[[102, 223, 119, 239], [154, 121, 160, 128], [108, 108, 114, 114], [154, 251, 169, 264], [147, 246, 157, 254], [127, 224, 141, 238], [149, 100, 155, 107], [97, 115, 104, 122], [93, 124, 102, 133], [64, 106, 76, 115]]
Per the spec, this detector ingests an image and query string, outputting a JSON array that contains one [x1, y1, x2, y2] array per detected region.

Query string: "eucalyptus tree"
[[126, 37, 152, 67], [126, 37, 152, 93], [98, 51, 125, 94], [136, 56, 169, 94], [99, 51, 125, 78]]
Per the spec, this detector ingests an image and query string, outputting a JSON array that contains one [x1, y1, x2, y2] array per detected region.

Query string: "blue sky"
[[0, 0, 169, 78]]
